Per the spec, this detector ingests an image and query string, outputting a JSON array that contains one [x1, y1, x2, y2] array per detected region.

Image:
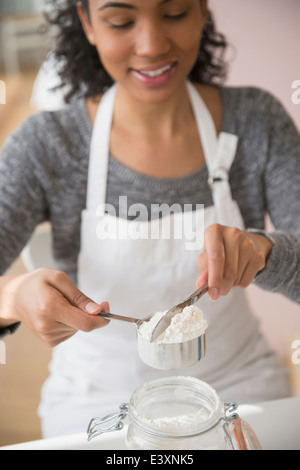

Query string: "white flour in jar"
[[140, 408, 212, 433], [138, 305, 207, 344]]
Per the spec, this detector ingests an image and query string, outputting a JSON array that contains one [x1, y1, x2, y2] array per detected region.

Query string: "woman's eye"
[[106, 9, 188, 29], [165, 11, 188, 20], [108, 21, 134, 30]]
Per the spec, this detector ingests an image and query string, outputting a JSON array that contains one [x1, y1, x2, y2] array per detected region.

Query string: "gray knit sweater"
[[0, 85, 299, 338]]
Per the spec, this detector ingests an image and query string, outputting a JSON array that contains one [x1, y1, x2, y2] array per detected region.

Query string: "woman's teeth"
[[139, 65, 172, 78]]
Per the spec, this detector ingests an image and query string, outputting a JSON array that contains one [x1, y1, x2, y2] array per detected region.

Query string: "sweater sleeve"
[[0, 116, 49, 276], [0, 116, 50, 337], [251, 92, 300, 304]]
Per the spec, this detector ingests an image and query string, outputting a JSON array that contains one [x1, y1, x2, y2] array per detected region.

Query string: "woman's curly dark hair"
[[45, 0, 229, 103]]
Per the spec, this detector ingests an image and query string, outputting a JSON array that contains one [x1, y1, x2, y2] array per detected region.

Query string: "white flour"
[[140, 408, 212, 433], [138, 305, 207, 344]]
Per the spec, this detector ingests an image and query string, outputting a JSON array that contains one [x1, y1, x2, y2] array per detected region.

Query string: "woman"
[[0, 0, 299, 437]]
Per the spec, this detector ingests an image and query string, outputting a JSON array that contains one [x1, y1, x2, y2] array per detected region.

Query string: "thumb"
[[46, 271, 109, 315], [86, 300, 110, 316]]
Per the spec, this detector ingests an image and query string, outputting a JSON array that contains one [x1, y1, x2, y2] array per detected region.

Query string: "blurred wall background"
[[0, 0, 44, 14], [211, 0, 300, 129]]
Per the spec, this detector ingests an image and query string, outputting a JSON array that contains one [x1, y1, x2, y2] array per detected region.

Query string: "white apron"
[[39, 82, 291, 437]]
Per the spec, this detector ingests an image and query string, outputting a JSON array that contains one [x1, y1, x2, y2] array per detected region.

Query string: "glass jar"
[[127, 376, 228, 450], [87, 376, 262, 450]]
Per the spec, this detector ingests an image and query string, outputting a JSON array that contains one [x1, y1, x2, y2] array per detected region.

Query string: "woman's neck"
[[113, 82, 193, 140]]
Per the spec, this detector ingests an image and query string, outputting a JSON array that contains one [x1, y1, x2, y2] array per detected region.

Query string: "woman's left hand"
[[197, 224, 272, 301]]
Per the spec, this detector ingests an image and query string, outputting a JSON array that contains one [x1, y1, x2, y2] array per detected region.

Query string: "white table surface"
[[1, 396, 300, 450]]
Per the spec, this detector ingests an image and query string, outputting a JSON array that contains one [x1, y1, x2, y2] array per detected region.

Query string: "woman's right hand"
[[0, 268, 110, 348]]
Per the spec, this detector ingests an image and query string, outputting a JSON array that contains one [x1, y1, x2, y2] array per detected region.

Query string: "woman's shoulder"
[[1, 98, 92, 175], [193, 82, 285, 130], [194, 81, 277, 102], [217, 84, 293, 137], [218, 84, 286, 116], [25, 98, 91, 140], [5, 98, 90, 151]]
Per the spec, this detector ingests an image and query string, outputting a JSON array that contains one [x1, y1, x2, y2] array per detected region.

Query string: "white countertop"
[[1, 396, 300, 450]]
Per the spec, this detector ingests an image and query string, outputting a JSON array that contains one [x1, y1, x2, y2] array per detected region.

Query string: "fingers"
[[197, 225, 271, 301], [51, 293, 110, 333], [204, 225, 225, 300], [26, 269, 110, 345], [196, 267, 208, 288], [30, 292, 109, 347], [38, 327, 77, 348], [44, 269, 109, 326]]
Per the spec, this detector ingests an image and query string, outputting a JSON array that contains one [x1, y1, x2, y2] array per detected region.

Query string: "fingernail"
[[209, 288, 220, 301], [85, 302, 100, 314]]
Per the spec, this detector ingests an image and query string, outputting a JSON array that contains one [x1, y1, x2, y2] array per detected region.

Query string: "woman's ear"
[[76, 1, 96, 46]]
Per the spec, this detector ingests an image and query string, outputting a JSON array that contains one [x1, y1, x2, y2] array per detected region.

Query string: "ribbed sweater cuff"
[[0, 322, 21, 339], [247, 228, 299, 295]]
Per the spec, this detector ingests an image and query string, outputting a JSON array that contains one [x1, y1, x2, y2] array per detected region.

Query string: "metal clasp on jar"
[[87, 403, 129, 441], [222, 402, 242, 449]]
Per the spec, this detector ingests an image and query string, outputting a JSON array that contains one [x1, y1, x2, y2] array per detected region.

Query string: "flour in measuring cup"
[[138, 305, 207, 343]]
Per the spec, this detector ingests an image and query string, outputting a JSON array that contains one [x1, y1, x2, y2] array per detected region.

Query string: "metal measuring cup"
[[137, 328, 206, 370], [98, 283, 208, 370]]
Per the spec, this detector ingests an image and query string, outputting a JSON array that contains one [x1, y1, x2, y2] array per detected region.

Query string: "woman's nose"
[[134, 20, 171, 58]]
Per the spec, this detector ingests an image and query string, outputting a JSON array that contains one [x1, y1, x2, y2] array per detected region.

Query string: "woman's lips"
[[130, 62, 177, 86]]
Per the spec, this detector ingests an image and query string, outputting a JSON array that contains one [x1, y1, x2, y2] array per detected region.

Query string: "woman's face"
[[78, 0, 208, 103]]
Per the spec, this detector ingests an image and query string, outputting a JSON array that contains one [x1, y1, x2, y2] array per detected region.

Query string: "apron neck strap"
[[186, 81, 239, 177], [87, 84, 117, 210]]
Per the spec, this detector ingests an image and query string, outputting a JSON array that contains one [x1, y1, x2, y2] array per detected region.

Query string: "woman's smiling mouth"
[[130, 62, 177, 86]]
